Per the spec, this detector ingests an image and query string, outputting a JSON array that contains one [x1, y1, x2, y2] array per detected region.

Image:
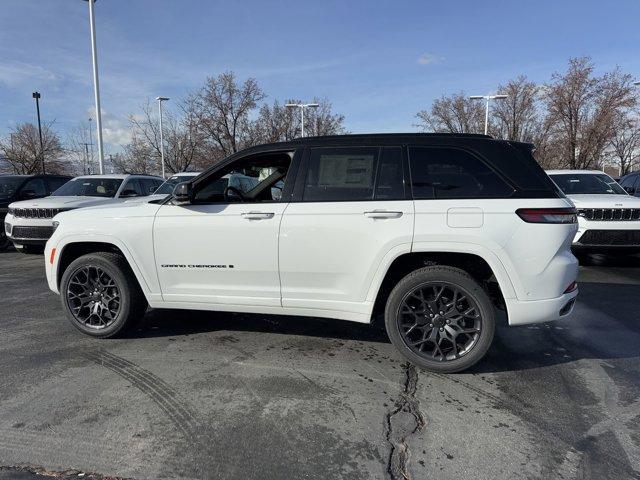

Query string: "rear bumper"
[[505, 288, 578, 326]]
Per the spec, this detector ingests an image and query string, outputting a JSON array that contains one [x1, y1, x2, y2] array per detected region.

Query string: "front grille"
[[10, 208, 66, 219], [10, 225, 55, 240], [577, 230, 640, 246], [578, 208, 640, 221]]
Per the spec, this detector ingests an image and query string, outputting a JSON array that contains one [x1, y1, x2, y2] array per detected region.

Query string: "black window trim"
[[291, 145, 411, 203], [407, 144, 517, 200]]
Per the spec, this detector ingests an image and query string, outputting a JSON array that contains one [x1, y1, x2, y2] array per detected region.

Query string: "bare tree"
[[190, 72, 265, 160], [252, 97, 346, 143], [415, 92, 485, 133], [111, 133, 158, 175], [492, 76, 540, 142], [608, 113, 640, 175], [304, 98, 347, 137], [543, 57, 637, 169], [0, 122, 68, 174], [65, 123, 95, 175], [128, 99, 207, 174]]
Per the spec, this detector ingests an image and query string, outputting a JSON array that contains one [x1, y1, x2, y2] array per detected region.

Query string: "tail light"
[[563, 281, 577, 293], [516, 208, 577, 224]]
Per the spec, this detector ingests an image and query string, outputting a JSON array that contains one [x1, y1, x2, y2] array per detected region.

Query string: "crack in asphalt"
[[385, 363, 426, 480]]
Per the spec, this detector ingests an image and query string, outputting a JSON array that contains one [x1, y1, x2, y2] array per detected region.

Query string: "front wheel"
[[385, 266, 495, 373], [60, 252, 148, 338]]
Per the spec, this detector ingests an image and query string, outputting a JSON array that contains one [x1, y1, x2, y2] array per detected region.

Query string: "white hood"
[[9, 196, 121, 210], [566, 194, 640, 209]]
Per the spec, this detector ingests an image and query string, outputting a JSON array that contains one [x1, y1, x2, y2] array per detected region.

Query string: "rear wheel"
[[385, 266, 495, 373], [60, 252, 147, 338]]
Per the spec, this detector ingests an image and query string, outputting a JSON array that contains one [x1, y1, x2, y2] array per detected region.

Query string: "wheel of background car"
[[60, 252, 147, 338], [17, 245, 44, 255], [0, 232, 10, 252], [224, 185, 246, 202], [384, 266, 495, 373]]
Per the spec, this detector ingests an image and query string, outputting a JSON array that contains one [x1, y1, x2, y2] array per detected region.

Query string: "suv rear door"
[[279, 146, 413, 318]]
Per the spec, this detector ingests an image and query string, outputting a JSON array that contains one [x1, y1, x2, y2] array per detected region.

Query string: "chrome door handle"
[[241, 211, 275, 220], [363, 210, 403, 219]]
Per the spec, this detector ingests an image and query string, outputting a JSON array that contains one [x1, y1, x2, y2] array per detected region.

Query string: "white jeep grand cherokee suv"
[[45, 134, 579, 372], [547, 169, 640, 254], [6, 174, 162, 253]]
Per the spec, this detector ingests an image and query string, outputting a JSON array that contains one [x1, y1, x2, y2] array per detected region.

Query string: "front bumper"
[[506, 288, 579, 326], [4, 214, 55, 246], [573, 219, 640, 248]]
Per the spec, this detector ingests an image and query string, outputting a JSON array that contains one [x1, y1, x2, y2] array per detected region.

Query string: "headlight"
[[6, 207, 13, 215], [52, 221, 60, 232]]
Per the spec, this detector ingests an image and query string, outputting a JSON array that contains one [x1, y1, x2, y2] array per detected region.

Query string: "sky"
[[1, 0, 639, 155]]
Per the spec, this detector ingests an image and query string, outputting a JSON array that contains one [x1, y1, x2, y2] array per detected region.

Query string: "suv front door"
[[153, 150, 296, 306], [279, 146, 414, 318]]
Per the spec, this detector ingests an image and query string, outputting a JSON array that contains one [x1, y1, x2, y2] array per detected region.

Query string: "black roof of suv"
[[196, 133, 558, 199]]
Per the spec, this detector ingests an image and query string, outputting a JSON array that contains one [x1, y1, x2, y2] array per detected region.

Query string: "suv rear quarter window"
[[409, 146, 514, 199]]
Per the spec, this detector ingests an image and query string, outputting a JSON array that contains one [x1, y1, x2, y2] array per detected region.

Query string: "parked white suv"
[[547, 169, 640, 254], [45, 134, 579, 372], [5, 174, 162, 253]]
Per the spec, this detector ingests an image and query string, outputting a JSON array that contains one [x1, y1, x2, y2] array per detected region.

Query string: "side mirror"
[[20, 189, 37, 199], [120, 189, 138, 198], [624, 186, 636, 195], [173, 182, 193, 205], [150, 186, 157, 193]]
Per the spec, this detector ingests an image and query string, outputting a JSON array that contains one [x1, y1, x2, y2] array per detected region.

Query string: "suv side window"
[[46, 177, 69, 194], [121, 179, 145, 197], [139, 177, 160, 195], [409, 147, 514, 199], [302, 147, 376, 202], [20, 178, 47, 198], [375, 147, 405, 200], [193, 151, 292, 204]]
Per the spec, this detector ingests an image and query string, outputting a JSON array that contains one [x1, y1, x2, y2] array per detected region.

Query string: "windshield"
[[549, 173, 627, 195], [51, 178, 123, 197], [0, 177, 25, 199], [155, 174, 199, 195]]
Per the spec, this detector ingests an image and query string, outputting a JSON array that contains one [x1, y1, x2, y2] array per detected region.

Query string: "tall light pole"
[[469, 94, 508, 135], [156, 96, 170, 179], [88, 117, 94, 171], [83, 0, 104, 174], [285, 102, 319, 137], [31, 92, 45, 174]]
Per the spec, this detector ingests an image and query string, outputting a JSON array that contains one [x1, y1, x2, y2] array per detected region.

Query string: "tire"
[[60, 252, 147, 338], [384, 266, 495, 373], [16, 244, 44, 255], [0, 233, 10, 252]]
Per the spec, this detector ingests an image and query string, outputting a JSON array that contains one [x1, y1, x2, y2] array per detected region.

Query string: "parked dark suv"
[[0, 174, 71, 251], [619, 172, 640, 197]]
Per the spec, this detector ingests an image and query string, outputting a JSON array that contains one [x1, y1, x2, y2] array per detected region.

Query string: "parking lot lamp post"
[[31, 92, 45, 174], [285, 102, 319, 138], [469, 94, 508, 135], [156, 97, 170, 179], [83, 0, 104, 174]]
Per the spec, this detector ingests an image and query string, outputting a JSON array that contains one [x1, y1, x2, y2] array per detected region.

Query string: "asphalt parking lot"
[[0, 251, 639, 480]]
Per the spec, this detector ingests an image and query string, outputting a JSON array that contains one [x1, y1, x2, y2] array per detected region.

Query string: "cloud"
[[0, 61, 58, 87], [84, 107, 132, 150], [417, 53, 443, 66]]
